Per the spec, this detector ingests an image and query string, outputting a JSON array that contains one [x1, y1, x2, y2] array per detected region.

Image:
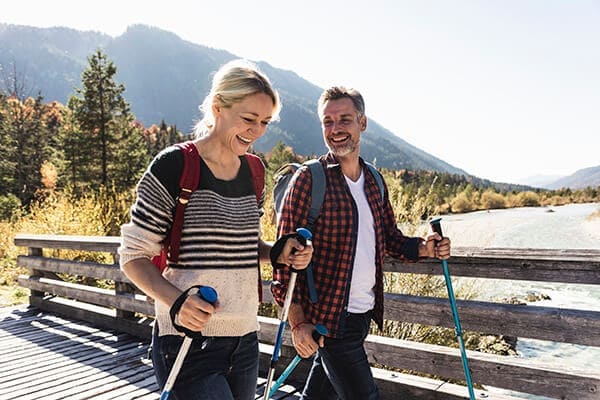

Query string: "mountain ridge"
[[0, 22, 469, 176]]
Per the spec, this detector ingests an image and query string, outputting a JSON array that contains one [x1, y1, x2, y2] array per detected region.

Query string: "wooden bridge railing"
[[13, 234, 600, 400]]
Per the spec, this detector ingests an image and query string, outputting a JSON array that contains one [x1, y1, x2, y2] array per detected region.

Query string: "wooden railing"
[[14, 234, 600, 400]]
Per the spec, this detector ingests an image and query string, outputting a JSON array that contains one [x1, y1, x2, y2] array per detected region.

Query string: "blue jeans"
[[152, 326, 259, 400], [302, 311, 379, 400]]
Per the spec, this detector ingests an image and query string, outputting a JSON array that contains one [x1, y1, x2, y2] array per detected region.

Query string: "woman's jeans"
[[152, 326, 259, 400], [302, 311, 380, 400]]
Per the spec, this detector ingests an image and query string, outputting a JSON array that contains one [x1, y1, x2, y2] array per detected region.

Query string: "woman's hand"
[[176, 293, 219, 332]]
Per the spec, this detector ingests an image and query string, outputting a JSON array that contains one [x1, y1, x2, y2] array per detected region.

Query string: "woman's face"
[[213, 92, 274, 155]]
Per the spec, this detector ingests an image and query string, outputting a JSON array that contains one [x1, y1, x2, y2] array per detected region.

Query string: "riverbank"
[[429, 203, 599, 400]]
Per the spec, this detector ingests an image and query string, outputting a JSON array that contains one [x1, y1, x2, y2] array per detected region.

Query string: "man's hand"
[[277, 237, 314, 270], [419, 233, 451, 259], [291, 322, 324, 358]]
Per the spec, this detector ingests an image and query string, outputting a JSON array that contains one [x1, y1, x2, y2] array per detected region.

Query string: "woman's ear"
[[212, 100, 221, 116]]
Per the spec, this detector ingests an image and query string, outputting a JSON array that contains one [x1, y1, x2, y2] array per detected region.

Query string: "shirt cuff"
[[401, 237, 421, 262]]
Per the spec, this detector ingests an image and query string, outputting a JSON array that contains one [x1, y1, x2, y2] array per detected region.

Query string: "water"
[[420, 203, 600, 399]]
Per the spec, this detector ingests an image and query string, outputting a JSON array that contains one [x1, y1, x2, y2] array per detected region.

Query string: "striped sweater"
[[118, 146, 263, 337]]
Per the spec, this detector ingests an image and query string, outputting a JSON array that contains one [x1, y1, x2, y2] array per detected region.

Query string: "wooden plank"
[[365, 334, 600, 400], [452, 247, 600, 260], [386, 254, 600, 284], [17, 255, 126, 282], [89, 373, 159, 400], [0, 343, 147, 398], [28, 296, 154, 339], [384, 293, 600, 346], [14, 234, 121, 253], [18, 275, 154, 315]]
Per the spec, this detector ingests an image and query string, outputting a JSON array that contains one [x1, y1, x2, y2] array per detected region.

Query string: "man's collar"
[[324, 152, 365, 170]]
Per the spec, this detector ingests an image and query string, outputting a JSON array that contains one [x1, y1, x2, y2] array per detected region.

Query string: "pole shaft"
[[161, 337, 192, 399], [441, 260, 475, 400]]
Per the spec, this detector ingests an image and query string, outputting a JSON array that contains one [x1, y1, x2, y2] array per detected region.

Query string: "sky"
[[3, 0, 600, 184]]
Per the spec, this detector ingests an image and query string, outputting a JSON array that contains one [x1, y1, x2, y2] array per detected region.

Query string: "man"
[[271, 86, 451, 400]]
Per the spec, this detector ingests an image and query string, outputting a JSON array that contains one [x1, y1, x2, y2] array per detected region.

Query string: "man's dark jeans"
[[302, 310, 380, 400], [152, 327, 259, 400]]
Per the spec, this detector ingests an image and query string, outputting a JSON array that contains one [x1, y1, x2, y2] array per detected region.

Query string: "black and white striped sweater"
[[119, 146, 263, 337]]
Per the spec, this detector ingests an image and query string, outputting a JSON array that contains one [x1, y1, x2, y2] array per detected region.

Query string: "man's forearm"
[[287, 303, 307, 328]]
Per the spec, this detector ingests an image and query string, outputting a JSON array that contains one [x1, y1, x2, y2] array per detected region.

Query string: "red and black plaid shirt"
[[271, 153, 421, 338]]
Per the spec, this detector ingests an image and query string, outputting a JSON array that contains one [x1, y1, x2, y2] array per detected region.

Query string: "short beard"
[[327, 140, 356, 157]]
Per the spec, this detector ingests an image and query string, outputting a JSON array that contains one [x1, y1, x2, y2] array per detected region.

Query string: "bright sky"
[[3, 0, 599, 184]]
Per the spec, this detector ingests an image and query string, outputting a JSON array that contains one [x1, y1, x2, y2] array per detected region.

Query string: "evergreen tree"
[[0, 92, 15, 196], [68, 49, 131, 188], [2, 95, 49, 205], [109, 116, 150, 190], [267, 141, 299, 173]]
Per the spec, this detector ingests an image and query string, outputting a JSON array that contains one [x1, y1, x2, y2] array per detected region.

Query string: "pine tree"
[[68, 49, 131, 188], [2, 95, 49, 205]]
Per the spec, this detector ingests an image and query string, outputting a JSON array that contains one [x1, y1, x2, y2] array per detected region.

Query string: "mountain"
[[515, 174, 564, 189], [546, 166, 600, 190], [0, 23, 468, 174]]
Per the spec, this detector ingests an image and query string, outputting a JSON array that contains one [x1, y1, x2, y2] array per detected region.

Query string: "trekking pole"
[[267, 324, 328, 398], [429, 218, 476, 400], [160, 286, 218, 400], [263, 227, 312, 400]]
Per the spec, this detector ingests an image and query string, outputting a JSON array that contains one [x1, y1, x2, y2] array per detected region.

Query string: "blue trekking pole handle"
[[263, 228, 313, 400], [160, 286, 218, 400], [268, 324, 328, 398], [429, 218, 475, 400]]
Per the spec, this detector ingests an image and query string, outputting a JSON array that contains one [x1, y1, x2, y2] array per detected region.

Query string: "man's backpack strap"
[[305, 159, 326, 230], [169, 141, 201, 263], [365, 162, 385, 201], [244, 153, 265, 203]]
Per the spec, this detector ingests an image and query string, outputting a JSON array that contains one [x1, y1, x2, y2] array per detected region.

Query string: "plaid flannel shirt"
[[271, 153, 421, 338]]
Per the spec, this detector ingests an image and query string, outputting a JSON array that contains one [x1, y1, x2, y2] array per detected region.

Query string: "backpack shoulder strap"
[[169, 141, 201, 263], [244, 153, 265, 204], [305, 158, 326, 230], [365, 161, 385, 201]]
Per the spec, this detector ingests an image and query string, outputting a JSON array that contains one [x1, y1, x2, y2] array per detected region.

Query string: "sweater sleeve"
[[118, 150, 179, 268]]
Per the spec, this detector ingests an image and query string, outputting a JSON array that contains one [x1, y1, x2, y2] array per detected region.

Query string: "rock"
[[525, 291, 551, 302]]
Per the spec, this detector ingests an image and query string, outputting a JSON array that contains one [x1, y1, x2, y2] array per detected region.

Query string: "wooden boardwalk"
[[0, 306, 302, 400]]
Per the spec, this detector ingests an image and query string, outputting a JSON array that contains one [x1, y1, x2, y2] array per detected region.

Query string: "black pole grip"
[[429, 217, 444, 238]]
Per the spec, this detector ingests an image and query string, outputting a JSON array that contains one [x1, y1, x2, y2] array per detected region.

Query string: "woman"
[[119, 59, 312, 400]]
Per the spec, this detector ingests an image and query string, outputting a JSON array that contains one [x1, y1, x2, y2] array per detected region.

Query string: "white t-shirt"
[[344, 170, 376, 313]]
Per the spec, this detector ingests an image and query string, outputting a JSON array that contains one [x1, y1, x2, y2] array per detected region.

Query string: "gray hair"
[[317, 86, 365, 119]]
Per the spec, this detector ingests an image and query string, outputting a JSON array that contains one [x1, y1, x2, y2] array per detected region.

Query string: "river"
[[415, 203, 600, 399]]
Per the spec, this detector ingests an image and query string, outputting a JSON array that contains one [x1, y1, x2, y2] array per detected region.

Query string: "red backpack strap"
[[244, 153, 265, 301], [244, 153, 265, 203], [168, 141, 201, 263]]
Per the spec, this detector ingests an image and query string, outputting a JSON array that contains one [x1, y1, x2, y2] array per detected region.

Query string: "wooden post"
[[113, 251, 135, 320], [27, 246, 44, 302]]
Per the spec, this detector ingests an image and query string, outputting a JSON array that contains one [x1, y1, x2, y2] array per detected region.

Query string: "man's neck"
[[338, 154, 362, 182]]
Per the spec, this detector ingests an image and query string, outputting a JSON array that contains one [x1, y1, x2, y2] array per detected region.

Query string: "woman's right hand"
[[176, 294, 219, 332]]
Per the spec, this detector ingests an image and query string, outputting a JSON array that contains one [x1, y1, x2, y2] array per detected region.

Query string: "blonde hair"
[[194, 59, 281, 137]]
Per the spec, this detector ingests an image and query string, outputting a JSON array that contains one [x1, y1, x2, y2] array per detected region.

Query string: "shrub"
[[480, 190, 506, 210], [0, 194, 22, 221], [450, 192, 475, 213]]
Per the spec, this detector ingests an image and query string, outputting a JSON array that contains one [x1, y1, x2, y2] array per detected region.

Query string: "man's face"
[[320, 98, 366, 158]]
